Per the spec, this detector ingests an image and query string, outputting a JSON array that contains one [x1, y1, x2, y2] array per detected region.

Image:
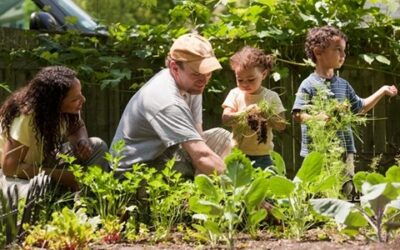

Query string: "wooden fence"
[[0, 28, 399, 177]]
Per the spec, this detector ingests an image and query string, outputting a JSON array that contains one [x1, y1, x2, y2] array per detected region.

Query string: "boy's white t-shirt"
[[222, 87, 285, 155]]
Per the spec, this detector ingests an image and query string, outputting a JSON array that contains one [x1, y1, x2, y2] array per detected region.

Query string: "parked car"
[[0, 0, 106, 35]]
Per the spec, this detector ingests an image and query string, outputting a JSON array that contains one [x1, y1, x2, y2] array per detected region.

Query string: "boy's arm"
[[361, 85, 397, 113]]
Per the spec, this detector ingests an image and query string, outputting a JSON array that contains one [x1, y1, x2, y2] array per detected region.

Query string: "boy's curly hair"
[[305, 26, 348, 63], [0, 65, 80, 165], [230, 46, 274, 72]]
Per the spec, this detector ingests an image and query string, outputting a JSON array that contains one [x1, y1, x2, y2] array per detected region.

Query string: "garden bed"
[[91, 232, 400, 250]]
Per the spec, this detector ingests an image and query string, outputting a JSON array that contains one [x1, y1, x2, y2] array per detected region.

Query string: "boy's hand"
[[383, 85, 398, 97], [316, 112, 330, 122]]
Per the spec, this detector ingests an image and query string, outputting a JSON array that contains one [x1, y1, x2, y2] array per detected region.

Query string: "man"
[[111, 33, 231, 178]]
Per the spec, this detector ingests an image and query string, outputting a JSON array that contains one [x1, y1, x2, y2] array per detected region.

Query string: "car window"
[[0, 0, 103, 34], [56, 0, 98, 31], [0, 0, 39, 30]]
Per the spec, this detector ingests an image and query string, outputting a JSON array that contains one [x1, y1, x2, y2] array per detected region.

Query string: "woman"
[[0, 66, 108, 191]]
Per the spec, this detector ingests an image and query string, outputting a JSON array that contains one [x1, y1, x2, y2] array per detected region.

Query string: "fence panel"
[[0, 28, 399, 175]]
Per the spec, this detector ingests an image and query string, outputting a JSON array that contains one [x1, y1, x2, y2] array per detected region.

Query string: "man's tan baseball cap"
[[169, 33, 222, 74]]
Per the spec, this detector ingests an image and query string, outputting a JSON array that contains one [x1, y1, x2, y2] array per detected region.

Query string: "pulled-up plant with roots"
[[234, 100, 287, 144]]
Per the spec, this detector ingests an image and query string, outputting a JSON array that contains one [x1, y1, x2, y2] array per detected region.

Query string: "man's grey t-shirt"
[[111, 69, 203, 171]]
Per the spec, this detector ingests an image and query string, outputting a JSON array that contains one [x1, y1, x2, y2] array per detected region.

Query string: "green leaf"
[[343, 211, 368, 228], [298, 12, 318, 24], [244, 177, 269, 210], [296, 152, 323, 183], [385, 166, 400, 182], [361, 183, 399, 215], [189, 197, 223, 216], [249, 209, 267, 226], [192, 214, 208, 221], [353, 171, 368, 193], [361, 54, 374, 64], [310, 198, 355, 224], [195, 175, 218, 199], [314, 175, 337, 193], [255, 0, 278, 7], [268, 176, 295, 197], [375, 55, 391, 65], [366, 173, 386, 185], [270, 151, 286, 175], [388, 199, 400, 209], [0, 83, 11, 93], [340, 227, 360, 237], [270, 206, 285, 220], [225, 149, 253, 188], [204, 221, 222, 235]]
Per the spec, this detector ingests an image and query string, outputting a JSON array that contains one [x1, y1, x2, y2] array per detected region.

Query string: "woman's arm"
[[67, 122, 92, 161], [1, 138, 78, 190]]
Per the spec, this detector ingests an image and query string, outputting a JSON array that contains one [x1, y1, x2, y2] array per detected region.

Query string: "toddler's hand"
[[245, 104, 260, 113]]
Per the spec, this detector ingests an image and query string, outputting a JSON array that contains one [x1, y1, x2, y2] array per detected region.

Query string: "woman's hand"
[[73, 138, 92, 160]]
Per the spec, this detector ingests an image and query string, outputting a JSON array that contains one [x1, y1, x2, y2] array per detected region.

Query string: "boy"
[[292, 26, 397, 184]]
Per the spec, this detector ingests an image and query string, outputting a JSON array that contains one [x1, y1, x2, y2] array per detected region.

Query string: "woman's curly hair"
[[305, 26, 348, 63], [230, 46, 274, 72], [0, 65, 80, 164]]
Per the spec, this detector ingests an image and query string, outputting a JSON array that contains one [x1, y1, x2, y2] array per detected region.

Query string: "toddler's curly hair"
[[230, 46, 274, 72]]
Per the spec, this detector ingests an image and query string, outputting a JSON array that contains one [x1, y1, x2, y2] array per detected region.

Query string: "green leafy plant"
[[23, 207, 100, 249], [303, 87, 367, 197], [99, 216, 123, 244], [189, 149, 272, 249], [71, 140, 143, 220], [141, 159, 195, 241], [311, 165, 400, 242], [234, 99, 288, 145], [266, 151, 335, 239]]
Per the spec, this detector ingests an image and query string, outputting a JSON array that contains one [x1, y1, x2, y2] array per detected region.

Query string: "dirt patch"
[[91, 232, 400, 250]]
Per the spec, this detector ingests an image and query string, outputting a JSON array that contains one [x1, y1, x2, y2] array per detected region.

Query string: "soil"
[[92, 231, 400, 250], [247, 111, 268, 144]]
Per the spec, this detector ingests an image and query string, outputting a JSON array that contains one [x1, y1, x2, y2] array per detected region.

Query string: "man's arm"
[[361, 85, 397, 113], [181, 140, 225, 175], [195, 123, 204, 137]]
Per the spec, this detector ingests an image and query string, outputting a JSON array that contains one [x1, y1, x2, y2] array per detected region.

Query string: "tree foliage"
[[73, 0, 173, 25]]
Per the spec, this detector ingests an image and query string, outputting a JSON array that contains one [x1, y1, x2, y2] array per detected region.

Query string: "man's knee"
[[203, 127, 232, 157]]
